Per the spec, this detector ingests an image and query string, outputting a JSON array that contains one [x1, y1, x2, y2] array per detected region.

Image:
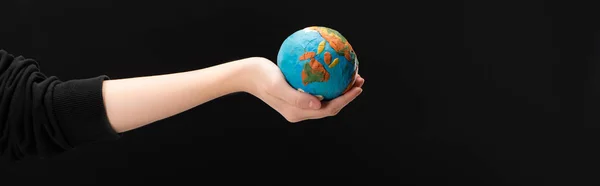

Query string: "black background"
[[1, 1, 600, 185]]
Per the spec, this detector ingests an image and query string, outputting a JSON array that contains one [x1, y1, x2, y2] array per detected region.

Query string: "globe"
[[277, 26, 359, 101]]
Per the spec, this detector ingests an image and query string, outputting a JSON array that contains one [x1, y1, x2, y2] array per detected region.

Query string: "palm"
[[248, 58, 364, 123]]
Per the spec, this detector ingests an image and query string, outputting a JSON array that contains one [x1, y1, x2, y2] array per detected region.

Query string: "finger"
[[354, 75, 365, 88], [304, 87, 363, 118], [268, 81, 322, 110]]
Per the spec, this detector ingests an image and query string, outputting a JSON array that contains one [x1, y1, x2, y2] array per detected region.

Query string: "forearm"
[[102, 57, 261, 133]]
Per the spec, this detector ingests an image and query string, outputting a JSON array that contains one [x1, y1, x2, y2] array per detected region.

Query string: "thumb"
[[271, 85, 322, 109], [292, 89, 322, 109]]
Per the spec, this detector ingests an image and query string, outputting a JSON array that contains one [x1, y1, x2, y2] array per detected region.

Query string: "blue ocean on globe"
[[277, 26, 359, 101]]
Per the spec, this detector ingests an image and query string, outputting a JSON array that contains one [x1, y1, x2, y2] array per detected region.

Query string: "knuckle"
[[285, 116, 301, 123], [329, 107, 341, 116], [282, 110, 300, 123], [281, 107, 294, 115]]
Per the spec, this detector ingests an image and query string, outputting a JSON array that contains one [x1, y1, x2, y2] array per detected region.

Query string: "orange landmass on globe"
[[299, 51, 330, 85], [324, 52, 332, 65], [299, 51, 316, 60], [308, 26, 355, 61]]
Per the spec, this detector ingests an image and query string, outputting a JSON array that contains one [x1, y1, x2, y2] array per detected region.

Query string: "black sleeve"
[[0, 50, 121, 161]]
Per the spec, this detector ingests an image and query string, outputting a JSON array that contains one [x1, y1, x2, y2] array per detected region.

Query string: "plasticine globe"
[[277, 26, 359, 101]]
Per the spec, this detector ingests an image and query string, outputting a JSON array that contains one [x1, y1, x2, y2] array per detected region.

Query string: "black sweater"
[[0, 50, 120, 161]]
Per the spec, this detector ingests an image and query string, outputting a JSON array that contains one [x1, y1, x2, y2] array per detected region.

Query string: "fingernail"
[[315, 95, 324, 101]]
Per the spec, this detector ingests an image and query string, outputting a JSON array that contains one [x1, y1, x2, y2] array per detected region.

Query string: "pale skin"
[[103, 57, 365, 133]]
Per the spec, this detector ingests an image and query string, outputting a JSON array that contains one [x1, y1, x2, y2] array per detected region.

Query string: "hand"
[[244, 57, 364, 123]]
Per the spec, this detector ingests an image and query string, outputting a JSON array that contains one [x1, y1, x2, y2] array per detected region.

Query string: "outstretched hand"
[[245, 57, 364, 123]]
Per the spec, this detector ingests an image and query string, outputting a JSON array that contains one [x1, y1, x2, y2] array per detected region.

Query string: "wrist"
[[235, 57, 271, 95]]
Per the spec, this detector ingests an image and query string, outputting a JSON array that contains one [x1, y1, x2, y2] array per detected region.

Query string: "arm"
[[0, 50, 363, 161], [103, 57, 261, 132], [103, 57, 365, 133]]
